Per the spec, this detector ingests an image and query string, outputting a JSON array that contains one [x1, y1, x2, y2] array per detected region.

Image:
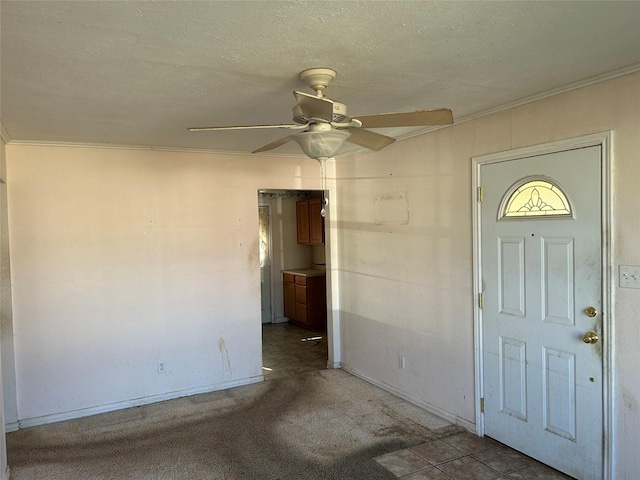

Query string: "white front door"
[[480, 146, 603, 479]]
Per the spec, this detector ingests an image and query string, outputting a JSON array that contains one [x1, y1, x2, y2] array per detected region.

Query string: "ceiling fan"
[[188, 68, 453, 160]]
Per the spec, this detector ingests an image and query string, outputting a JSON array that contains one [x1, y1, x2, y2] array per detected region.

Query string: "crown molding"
[[4, 139, 305, 159], [5, 64, 639, 160], [393, 63, 640, 145], [335, 64, 640, 158]]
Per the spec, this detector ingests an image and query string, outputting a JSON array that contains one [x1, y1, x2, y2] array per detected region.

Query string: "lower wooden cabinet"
[[283, 274, 296, 319], [283, 272, 326, 330]]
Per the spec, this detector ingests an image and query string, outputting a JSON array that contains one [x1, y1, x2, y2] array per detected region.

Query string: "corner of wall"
[[0, 132, 8, 477], [0, 122, 10, 145], [0, 133, 6, 183]]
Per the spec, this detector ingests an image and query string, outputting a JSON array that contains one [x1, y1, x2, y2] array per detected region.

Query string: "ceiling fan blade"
[[293, 91, 334, 122], [252, 135, 294, 154], [354, 108, 453, 129], [346, 128, 396, 151], [188, 123, 307, 132]]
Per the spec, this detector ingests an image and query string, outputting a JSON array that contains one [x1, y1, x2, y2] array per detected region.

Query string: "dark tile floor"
[[262, 322, 573, 480], [261, 321, 328, 380]]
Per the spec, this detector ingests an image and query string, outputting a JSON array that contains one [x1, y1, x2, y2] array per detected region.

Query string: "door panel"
[[481, 146, 602, 479], [499, 336, 527, 420], [498, 237, 526, 317], [542, 347, 576, 441], [542, 237, 574, 325]]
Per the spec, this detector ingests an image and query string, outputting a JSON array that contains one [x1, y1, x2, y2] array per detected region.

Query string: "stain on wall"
[[218, 338, 232, 378], [374, 193, 409, 225]]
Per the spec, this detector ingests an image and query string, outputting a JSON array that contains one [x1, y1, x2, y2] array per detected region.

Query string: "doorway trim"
[[258, 203, 274, 324], [471, 132, 613, 479]]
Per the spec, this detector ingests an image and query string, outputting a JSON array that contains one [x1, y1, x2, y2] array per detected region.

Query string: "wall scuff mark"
[[218, 338, 232, 377]]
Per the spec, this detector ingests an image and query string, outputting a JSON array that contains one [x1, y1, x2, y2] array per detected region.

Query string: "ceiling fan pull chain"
[[319, 158, 328, 217]]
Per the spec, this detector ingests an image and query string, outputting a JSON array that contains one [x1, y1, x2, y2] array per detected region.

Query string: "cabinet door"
[[306, 276, 327, 330], [295, 302, 308, 326], [296, 201, 310, 244], [308, 198, 325, 245], [283, 281, 296, 319]]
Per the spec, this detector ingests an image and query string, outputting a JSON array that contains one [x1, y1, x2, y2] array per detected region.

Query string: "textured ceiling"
[[2, 1, 639, 157]]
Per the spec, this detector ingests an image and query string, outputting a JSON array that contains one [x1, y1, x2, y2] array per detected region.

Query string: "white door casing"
[[259, 205, 272, 324], [472, 133, 613, 479]]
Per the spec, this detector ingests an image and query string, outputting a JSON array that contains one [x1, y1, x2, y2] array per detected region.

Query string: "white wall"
[[4, 73, 638, 477], [0, 136, 10, 478], [335, 72, 640, 477], [6, 145, 325, 423]]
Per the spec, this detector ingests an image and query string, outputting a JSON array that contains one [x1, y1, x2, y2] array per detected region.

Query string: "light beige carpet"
[[7, 369, 464, 479]]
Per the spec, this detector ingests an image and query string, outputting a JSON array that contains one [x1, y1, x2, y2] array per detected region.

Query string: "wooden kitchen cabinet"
[[283, 274, 296, 319], [296, 199, 324, 245], [308, 198, 324, 245], [282, 270, 326, 331], [296, 201, 310, 244]]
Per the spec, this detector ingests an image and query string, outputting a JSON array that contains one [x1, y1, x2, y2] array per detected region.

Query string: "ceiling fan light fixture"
[[292, 129, 351, 161]]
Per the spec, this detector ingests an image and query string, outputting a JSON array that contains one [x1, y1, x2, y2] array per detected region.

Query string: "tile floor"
[[262, 321, 328, 380], [373, 432, 573, 479], [262, 322, 573, 480]]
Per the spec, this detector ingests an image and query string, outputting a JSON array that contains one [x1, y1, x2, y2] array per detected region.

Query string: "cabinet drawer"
[[295, 275, 307, 285], [283, 273, 294, 284], [295, 284, 307, 304]]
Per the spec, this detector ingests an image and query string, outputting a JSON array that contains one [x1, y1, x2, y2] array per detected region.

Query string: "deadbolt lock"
[[585, 306, 597, 318]]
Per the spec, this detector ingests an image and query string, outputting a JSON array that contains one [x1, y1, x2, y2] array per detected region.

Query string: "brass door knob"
[[585, 306, 597, 318], [582, 331, 599, 344]]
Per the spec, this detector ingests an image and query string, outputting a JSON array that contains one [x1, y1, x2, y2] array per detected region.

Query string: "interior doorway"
[[258, 189, 330, 378]]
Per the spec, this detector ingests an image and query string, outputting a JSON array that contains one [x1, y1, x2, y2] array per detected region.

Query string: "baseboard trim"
[[341, 363, 476, 433], [4, 421, 19, 433], [15, 375, 264, 430]]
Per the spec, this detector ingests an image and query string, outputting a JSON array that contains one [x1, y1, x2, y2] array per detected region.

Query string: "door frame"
[[258, 203, 274, 323], [471, 132, 613, 478]]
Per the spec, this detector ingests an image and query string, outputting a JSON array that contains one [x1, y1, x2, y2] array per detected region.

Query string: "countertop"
[[282, 268, 326, 277]]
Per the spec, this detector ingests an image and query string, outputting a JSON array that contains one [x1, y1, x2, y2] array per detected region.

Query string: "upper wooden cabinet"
[[296, 199, 324, 245], [308, 198, 324, 245], [296, 200, 310, 244]]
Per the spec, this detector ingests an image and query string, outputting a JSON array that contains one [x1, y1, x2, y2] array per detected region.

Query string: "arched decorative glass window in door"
[[499, 176, 573, 219]]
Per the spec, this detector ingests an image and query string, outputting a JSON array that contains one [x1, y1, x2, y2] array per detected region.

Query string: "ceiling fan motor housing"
[[292, 101, 348, 124]]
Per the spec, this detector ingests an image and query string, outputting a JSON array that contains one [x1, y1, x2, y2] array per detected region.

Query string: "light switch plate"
[[619, 265, 640, 289]]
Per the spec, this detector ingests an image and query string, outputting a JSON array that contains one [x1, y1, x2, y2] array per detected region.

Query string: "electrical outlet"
[[619, 265, 640, 289], [399, 356, 406, 370], [157, 360, 166, 374]]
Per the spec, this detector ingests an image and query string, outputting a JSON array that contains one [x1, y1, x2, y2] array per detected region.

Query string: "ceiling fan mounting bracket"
[[299, 68, 337, 95]]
